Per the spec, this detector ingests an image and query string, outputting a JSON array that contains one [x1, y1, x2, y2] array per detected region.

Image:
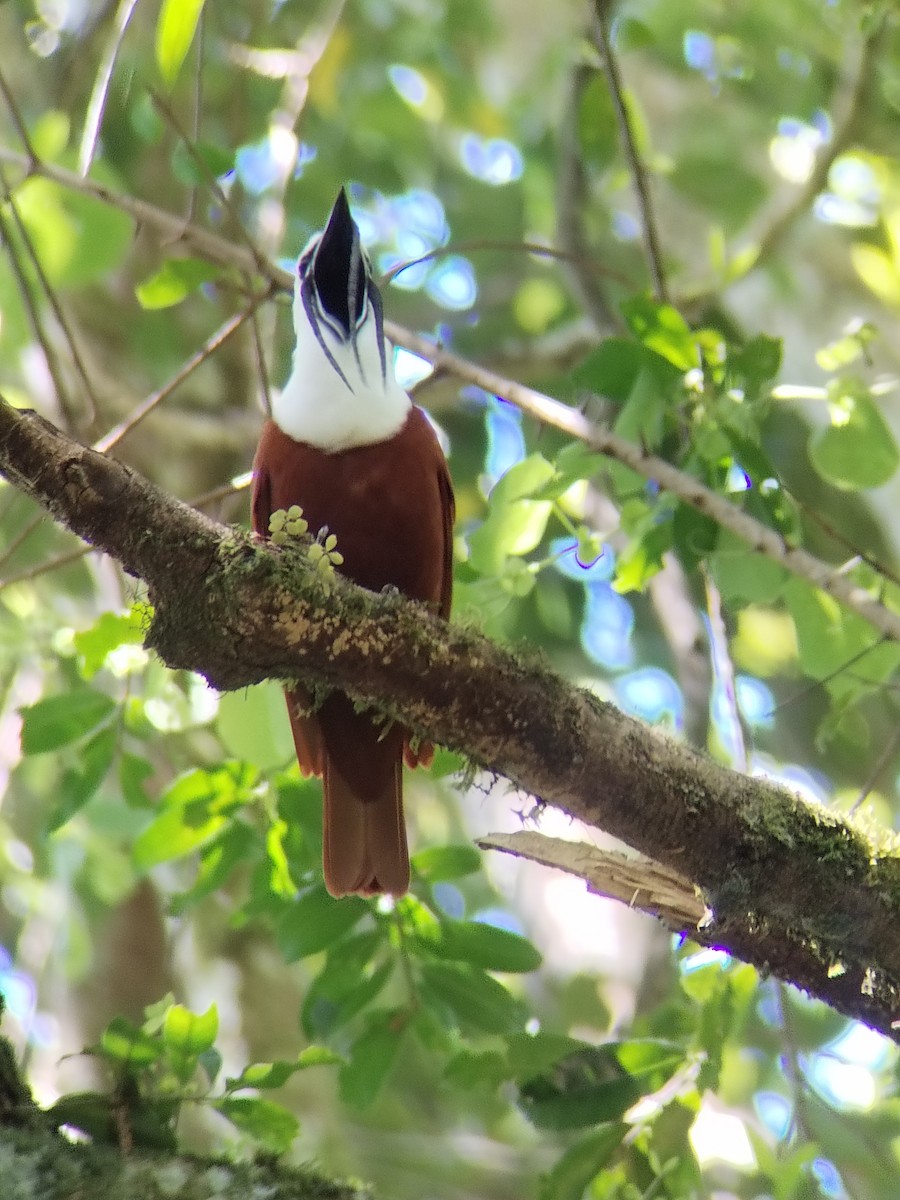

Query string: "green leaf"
[[100, 1016, 163, 1067], [468, 454, 558, 575], [419, 962, 526, 1035], [120, 753, 154, 807], [163, 1002, 218, 1057], [133, 764, 254, 869], [444, 1049, 508, 1089], [50, 725, 117, 830], [614, 521, 673, 592], [729, 333, 782, 397], [217, 683, 295, 772], [215, 1097, 299, 1153], [12, 173, 135, 289], [809, 378, 900, 489], [490, 453, 557, 505], [339, 1012, 407, 1108], [303, 959, 393, 1040], [20, 691, 116, 754], [156, 0, 208, 85], [578, 76, 619, 170], [427, 919, 543, 973], [672, 503, 719, 570], [622, 296, 699, 371], [276, 885, 368, 961], [613, 365, 666, 447], [227, 1047, 342, 1092], [411, 844, 483, 882], [570, 338, 644, 403], [710, 533, 787, 604], [505, 1032, 588, 1080], [519, 1042, 684, 1131], [670, 154, 767, 229], [170, 823, 260, 916], [539, 1125, 627, 1200], [468, 500, 553, 575], [785, 578, 871, 679], [136, 258, 219, 310], [74, 608, 145, 678], [170, 140, 234, 187]]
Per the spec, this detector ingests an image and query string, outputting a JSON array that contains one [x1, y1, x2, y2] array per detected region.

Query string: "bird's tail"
[[322, 757, 409, 897]]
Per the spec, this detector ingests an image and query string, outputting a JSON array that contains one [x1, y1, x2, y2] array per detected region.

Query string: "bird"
[[251, 188, 454, 898]]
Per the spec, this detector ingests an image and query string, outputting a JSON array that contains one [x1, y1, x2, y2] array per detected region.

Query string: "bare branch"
[[0, 181, 74, 422], [591, 1, 668, 302], [388, 322, 900, 645], [556, 61, 620, 331], [93, 298, 269, 453], [479, 831, 706, 927], [0, 155, 99, 422]]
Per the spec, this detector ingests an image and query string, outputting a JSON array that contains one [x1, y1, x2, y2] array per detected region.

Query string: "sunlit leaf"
[[426, 919, 543, 973], [622, 296, 699, 371], [215, 1097, 299, 1152], [20, 691, 116, 754], [411, 844, 483, 882], [136, 258, 219, 310], [276, 884, 368, 961], [809, 378, 899, 489], [539, 1125, 627, 1200], [339, 1012, 407, 1108], [100, 1016, 163, 1067], [156, 0, 208, 85], [74, 608, 145, 678], [133, 764, 254, 869], [50, 724, 117, 829], [217, 683, 295, 772], [419, 962, 526, 1034]]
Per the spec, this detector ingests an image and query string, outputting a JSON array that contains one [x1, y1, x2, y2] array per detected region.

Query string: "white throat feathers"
[[273, 240, 411, 453]]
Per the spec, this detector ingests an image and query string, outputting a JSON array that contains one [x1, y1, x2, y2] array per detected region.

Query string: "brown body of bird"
[[251, 189, 454, 897]]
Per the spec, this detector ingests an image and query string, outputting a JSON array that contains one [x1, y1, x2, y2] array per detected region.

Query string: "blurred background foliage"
[[1, 0, 900, 1196]]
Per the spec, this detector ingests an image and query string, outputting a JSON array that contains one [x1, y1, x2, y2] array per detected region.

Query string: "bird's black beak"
[[313, 188, 367, 341]]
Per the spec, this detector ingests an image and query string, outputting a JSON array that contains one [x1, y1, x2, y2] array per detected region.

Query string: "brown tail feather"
[[322, 757, 408, 897], [284, 688, 324, 777]]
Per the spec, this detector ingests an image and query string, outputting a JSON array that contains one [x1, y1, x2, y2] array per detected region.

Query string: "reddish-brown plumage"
[[252, 408, 454, 896]]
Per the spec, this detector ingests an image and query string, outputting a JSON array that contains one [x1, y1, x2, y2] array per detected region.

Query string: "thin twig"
[[78, 0, 139, 176], [0, 145, 268, 279], [0, 69, 41, 165], [386, 321, 900, 646], [682, 16, 886, 310], [0, 478, 251, 592], [0, 513, 45, 574], [0, 192, 74, 421], [93, 297, 269, 454], [0, 162, 99, 423], [773, 637, 888, 714], [250, 307, 272, 416], [555, 60, 620, 331], [185, 6, 205, 223], [850, 724, 900, 815], [381, 238, 631, 288], [151, 89, 270, 276], [591, 1, 668, 303]]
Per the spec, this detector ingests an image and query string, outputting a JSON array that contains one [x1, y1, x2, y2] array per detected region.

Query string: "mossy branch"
[[2, 395, 900, 1038]]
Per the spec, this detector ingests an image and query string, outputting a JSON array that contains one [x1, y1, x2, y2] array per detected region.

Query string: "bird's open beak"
[[313, 188, 367, 342]]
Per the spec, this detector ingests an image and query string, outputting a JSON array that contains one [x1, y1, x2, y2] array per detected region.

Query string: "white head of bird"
[[273, 188, 411, 452]]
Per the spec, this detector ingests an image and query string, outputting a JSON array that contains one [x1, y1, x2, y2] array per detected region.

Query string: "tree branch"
[[2, 140, 898, 639], [1, 395, 900, 1039]]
